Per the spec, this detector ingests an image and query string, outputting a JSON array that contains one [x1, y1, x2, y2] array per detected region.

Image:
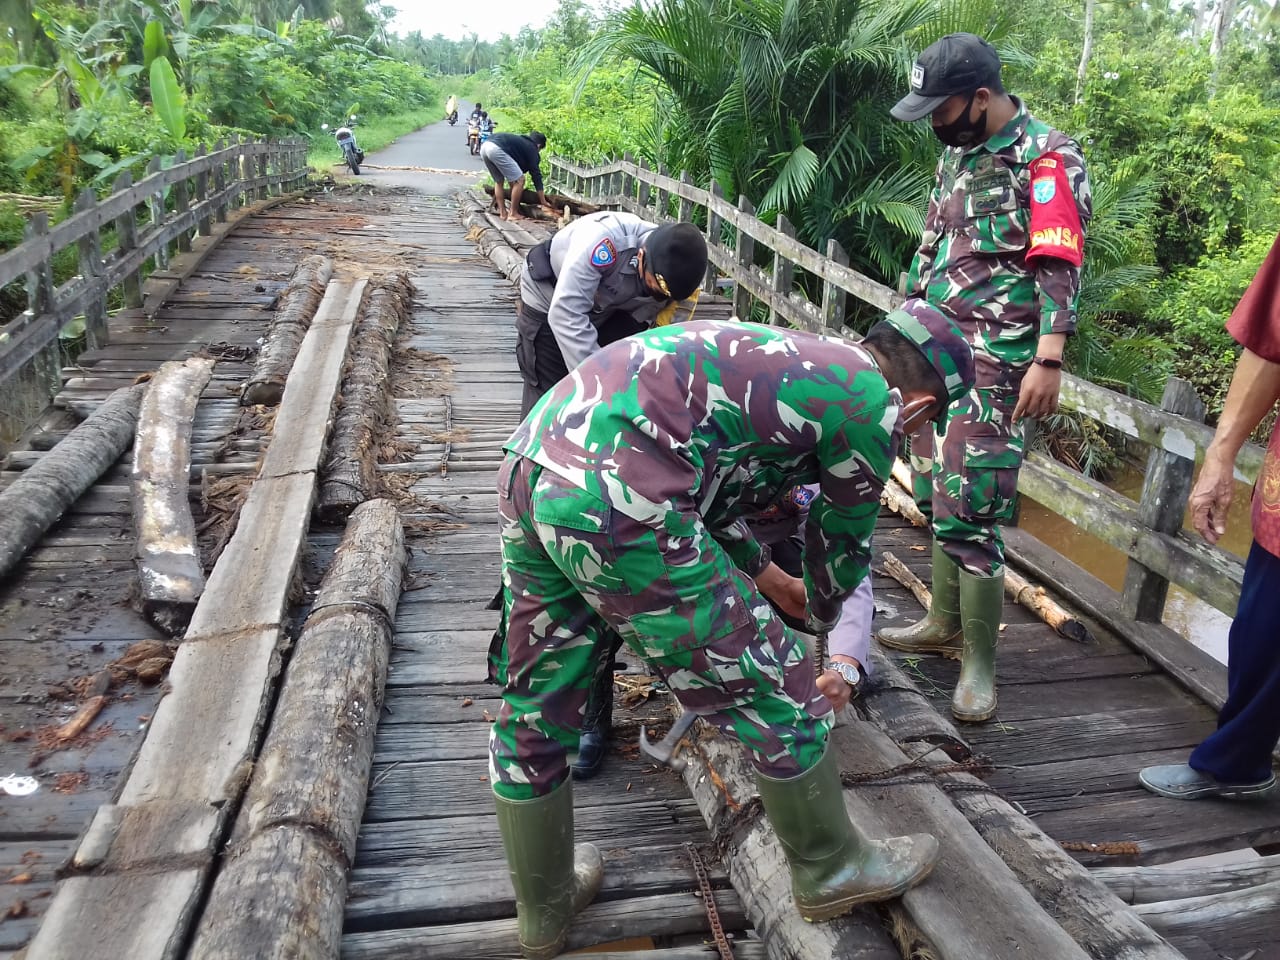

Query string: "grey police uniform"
[[516, 211, 697, 415]]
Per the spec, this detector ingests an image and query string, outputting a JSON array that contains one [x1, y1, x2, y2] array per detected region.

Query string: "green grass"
[[305, 106, 442, 172]]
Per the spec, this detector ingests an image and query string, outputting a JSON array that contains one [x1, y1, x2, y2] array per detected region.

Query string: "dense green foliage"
[[476, 0, 1280, 427]]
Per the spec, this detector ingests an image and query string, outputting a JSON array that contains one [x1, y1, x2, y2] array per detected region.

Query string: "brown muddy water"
[[1018, 464, 1253, 664]]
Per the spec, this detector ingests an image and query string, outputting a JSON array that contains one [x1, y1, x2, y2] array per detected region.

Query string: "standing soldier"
[[877, 33, 1092, 722], [489, 308, 975, 959]]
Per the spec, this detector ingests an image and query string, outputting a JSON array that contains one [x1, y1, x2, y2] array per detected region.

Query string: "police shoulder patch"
[[1032, 177, 1056, 204], [589, 237, 617, 269], [788, 486, 816, 507]]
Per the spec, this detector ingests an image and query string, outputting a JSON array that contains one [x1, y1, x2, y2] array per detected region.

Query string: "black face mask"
[[932, 91, 988, 148]]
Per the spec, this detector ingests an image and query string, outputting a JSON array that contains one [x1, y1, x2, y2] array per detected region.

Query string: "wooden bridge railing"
[[0, 137, 309, 443], [546, 154, 1265, 626]]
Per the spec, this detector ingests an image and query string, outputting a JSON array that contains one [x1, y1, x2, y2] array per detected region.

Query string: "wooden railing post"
[[257, 140, 270, 201], [146, 155, 169, 270], [24, 213, 55, 316], [1120, 377, 1207, 622], [212, 139, 229, 223], [677, 170, 692, 222], [173, 148, 192, 253], [112, 172, 144, 308], [732, 195, 755, 321], [821, 238, 849, 332], [73, 187, 109, 348], [769, 214, 795, 327], [703, 180, 724, 294], [195, 144, 212, 236], [637, 161, 652, 216], [622, 153, 635, 210], [657, 163, 670, 220]]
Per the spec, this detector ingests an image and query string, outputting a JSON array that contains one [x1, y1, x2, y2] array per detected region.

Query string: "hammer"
[[639, 709, 699, 771]]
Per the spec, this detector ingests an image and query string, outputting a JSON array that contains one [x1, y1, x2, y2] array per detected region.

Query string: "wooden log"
[[316, 274, 414, 521], [190, 499, 406, 960], [830, 721, 1094, 960], [926, 760, 1186, 959], [1132, 879, 1280, 941], [132, 357, 216, 635], [240, 254, 334, 406], [481, 183, 597, 217], [26, 280, 365, 960], [1094, 853, 1280, 905], [858, 646, 972, 761], [672, 704, 913, 958], [0, 383, 146, 582], [459, 193, 525, 281]]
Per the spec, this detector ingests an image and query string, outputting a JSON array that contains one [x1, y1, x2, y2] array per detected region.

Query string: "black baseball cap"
[[645, 223, 707, 300], [891, 33, 1002, 122]]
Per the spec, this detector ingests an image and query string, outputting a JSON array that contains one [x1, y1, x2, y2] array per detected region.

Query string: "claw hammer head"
[[639, 709, 699, 771]]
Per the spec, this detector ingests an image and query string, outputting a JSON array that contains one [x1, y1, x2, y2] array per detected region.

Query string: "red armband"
[[1026, 152, 1084, 266]]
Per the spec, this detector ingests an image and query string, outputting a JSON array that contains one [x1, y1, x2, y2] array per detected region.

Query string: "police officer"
[[515, 210, 707, 418], [877, 34, 1092, 722]]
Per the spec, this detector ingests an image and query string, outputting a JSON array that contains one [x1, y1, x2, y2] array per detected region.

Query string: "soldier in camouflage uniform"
[[878, 33, 1092, 723], [488, 307, 975, 959]]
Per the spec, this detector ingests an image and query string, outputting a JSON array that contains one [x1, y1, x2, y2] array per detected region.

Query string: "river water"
[[1017, 465, 1253, 664]]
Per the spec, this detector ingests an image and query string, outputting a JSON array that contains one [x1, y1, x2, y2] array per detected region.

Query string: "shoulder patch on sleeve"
[[788, 486, 816, 507], [589, 237, 617, 269]]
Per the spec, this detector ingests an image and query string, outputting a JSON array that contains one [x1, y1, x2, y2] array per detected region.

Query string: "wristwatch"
[[825, 660, 864, 699], [1032, 356, 1063, 369]]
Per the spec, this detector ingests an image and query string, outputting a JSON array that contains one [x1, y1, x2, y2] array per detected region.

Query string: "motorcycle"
[[466, 119, 481, 156], [447, 109, 459, 126], [321, 115, 364, 175], [479, 120, 496, 148]]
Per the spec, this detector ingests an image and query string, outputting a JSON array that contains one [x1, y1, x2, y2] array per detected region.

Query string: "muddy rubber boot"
[[876, 541, 962, 656], [953, 569, 1002, 722], [755, 747, 939, 921], [493, 778, 604, 959]]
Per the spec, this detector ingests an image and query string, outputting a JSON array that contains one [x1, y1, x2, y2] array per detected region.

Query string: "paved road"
[[322, 100, 488, 194]]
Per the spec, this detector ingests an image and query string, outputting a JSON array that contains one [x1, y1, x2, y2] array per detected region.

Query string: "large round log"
[[240, 255, 333, 406], [316, 274, 414, 522], [459, 192, 528, 281], [0, 383, 146, 581], [132, 356, 216, 635], [189, 498, 406, 959]]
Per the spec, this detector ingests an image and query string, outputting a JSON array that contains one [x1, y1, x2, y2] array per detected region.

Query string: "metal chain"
[[685, 842, 734, 960]]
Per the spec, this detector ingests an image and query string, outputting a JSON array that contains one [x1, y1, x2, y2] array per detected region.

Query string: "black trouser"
[[515, 301, 648, 419]]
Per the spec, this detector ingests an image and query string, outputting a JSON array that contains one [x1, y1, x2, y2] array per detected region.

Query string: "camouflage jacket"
[[505, 319, 904, 632], [907, 99, 1092, 387]]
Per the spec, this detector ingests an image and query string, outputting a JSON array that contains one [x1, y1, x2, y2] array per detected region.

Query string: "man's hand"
[[755, 562, 806, 621], [816, 656, 861, 712], [1190, 453, 1234, 544], [1013, 362, 1061, 421]]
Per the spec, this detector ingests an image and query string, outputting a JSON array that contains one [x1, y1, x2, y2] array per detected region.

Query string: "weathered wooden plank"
[[131, 357, 215, 635], [1096, 853, 1280, 904], [191, 501, 405, 959], [340, 890, 749, 959]]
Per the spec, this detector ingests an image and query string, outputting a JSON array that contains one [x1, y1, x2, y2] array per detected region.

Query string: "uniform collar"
[[966, 96, 1028, 155]]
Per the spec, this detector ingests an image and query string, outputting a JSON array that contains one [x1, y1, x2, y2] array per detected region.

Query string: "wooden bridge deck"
[[1, 184, 1278, 959]]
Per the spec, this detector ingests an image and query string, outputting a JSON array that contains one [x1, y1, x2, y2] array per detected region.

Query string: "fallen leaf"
[[910, 545, 927, 551], [999, 623, 1008, 632], [461, 697, 474, 707], [482, 709, 494, 722], [4, 872, 32, 885], [6, 900, 28, 919]]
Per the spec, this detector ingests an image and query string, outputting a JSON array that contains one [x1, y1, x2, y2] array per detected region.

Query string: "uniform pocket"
[[628, 577, 753, 657], [959, 434, 1023, 522], [965, 206, 1029, 255]]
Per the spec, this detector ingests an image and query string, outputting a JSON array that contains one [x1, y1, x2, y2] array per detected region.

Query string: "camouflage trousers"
[[908, 385, 1025, 578], [489, 454, 833, 800]]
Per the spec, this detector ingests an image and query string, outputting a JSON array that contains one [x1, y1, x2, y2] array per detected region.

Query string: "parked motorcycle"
[[466, 119, 481, 156], [322, 115, 364, 175]]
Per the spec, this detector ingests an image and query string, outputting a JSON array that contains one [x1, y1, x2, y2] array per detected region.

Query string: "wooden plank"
[[340, 890, 749, 959]]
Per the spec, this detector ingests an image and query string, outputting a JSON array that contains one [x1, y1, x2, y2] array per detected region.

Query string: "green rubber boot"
[[877, 541, 962, 656], [953, 570, 1003, 722], [756, 747, 939, 921], [493, 778, 604, 959]]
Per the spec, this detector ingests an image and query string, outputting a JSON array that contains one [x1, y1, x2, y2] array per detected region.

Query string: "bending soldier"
[[879, 33, 1092, 722], [489, 305, 975, 958]]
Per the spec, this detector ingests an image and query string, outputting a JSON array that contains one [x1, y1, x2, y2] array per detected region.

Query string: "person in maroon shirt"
[[1140, 234, 1280, 800]]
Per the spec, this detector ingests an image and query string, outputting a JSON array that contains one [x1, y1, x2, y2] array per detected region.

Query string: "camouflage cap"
[[883, 298, 975, 422]]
